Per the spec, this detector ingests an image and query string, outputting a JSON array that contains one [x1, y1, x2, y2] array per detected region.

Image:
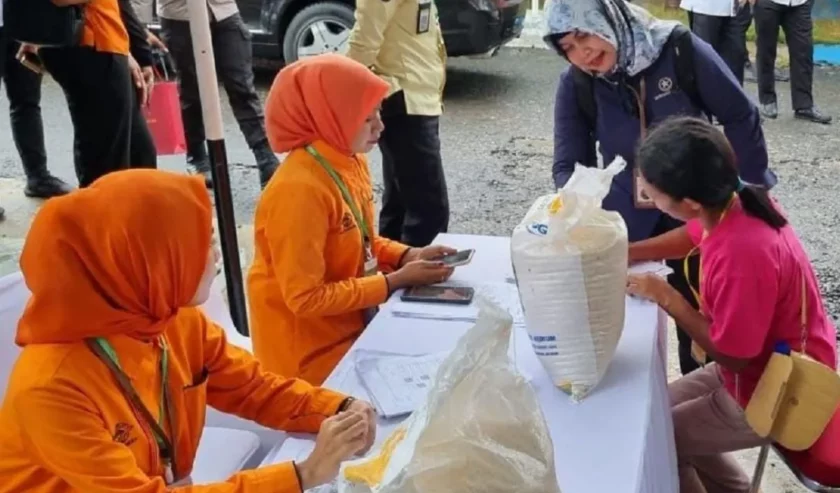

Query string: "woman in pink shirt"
[[626, 116, 837, 493]]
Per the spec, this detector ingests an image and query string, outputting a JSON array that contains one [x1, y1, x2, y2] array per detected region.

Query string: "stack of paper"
[[355, 351, 448, 419]]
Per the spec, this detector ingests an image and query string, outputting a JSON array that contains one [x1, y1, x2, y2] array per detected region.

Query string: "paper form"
[[355, 351, 448, 419]]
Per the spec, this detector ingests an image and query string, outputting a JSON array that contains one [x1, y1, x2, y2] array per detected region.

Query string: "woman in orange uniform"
[[249, 54, 456, 385], [0, 169, 376, 493]]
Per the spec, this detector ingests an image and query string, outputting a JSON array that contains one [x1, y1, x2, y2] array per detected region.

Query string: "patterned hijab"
[[543, 0, 680, 76]]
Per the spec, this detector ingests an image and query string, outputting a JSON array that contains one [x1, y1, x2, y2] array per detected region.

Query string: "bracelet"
[[397, 248, 413, 267]]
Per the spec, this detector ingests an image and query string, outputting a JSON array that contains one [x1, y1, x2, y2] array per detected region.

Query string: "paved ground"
[[0, 48, 839, 491]]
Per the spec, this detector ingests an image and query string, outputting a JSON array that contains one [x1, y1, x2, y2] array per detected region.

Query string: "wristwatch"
[[337, 396, 356, 413]]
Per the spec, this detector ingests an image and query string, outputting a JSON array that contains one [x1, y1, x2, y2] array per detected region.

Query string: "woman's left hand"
[[401, 245, 457, 265], [626, 273, 673, 305], [346, 399, 377, 455]]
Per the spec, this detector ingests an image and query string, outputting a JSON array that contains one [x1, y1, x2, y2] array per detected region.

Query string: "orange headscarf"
[[15, 169, 213, 345], [264, 53, 390, 155]]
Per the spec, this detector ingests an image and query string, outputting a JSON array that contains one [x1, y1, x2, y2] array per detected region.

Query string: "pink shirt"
[[686, 201, 837, 407]]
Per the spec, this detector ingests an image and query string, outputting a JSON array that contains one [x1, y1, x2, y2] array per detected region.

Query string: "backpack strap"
[[669, 24, 711, 121], [570, 66, 598, 168]]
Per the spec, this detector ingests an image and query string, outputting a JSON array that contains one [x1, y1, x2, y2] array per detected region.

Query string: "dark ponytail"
[[738, 183, 787, 229], [637, 116, 787, 230]]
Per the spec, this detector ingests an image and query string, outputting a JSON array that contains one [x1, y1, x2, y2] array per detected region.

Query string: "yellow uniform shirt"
[[347, 0, 447, 116]]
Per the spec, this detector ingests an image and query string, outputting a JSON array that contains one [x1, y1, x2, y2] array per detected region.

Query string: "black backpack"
[[4, 0, 85, 47], [570, 24, 709, 166]]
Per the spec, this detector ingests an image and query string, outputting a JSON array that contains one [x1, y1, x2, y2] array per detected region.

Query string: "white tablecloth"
[[261, 233, 678, 493]]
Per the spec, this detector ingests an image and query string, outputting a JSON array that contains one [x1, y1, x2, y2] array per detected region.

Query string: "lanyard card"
[[633, 167, 656, 209], [416, 0, 432, 34], [363, 240, 378, 277]]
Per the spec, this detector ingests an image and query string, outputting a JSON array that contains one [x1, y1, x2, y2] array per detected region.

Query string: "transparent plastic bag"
[[511, 158, 628, 401], [337, 300, 560, 493]]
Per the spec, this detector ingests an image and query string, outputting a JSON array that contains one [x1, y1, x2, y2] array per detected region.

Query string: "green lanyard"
[[88, 337, 173, 463], [306, 145, 371, 243]]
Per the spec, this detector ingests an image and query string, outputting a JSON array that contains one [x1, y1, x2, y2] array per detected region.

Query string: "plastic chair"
[[750, 407, 840, 493]]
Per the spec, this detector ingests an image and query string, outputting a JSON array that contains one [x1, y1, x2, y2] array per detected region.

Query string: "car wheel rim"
[[297, 19, 351, 59]]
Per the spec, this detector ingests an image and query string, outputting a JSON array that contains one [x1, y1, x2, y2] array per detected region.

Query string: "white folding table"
[[260, 233, 679, 493]]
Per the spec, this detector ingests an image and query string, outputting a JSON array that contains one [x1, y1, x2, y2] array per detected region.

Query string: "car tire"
[[282, 2, 356, 63]]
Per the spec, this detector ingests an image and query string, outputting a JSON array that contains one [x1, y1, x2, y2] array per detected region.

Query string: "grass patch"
[[642, 3, 840, 45]]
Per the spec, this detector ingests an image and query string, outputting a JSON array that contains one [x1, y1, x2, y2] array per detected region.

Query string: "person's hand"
[[346, 399, 377, 455], [146, 31, 168, 53], [141, 65, 156, 101], [401, 245, 457, 265], [296, 411, 368, 490], [387, 260, 454, 290], [128, 55, 151, 107], [626, 273, 673, 305], [16, 43, 39, 58]]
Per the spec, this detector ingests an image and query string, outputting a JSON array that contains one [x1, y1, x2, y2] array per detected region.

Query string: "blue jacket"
[[552, 34, 775, 242]]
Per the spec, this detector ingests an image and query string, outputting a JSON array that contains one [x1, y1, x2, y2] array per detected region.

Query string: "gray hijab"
[[543, 0, 681, 76]]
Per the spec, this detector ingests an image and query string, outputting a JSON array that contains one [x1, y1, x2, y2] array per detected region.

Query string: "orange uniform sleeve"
[[203, 321, 346, 432], [13, 383, 305, 493], [372, 235, 410, 271], [264, 181, 389, 317]]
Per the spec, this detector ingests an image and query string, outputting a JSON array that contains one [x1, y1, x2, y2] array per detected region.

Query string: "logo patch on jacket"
[[113, 422, 138, 447], [654, 76, 674, 101], [340, 212, 357, 233]]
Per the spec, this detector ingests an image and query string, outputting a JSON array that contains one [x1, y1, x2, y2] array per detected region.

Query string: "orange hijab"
[[15, 169, 213, 345], [264, 53, 390, 155]]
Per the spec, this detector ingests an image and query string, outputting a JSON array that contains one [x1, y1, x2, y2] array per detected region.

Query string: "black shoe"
[[760, 102, 778, 120], [187, 142, 213, 189], [187, 156, 213, 189], [23, 174, 74, 199], [253, 141, 279, 189], [795, 107, 832, 125]]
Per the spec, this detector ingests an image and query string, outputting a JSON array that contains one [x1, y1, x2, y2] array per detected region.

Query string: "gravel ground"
[[1, 47, 839, 492]]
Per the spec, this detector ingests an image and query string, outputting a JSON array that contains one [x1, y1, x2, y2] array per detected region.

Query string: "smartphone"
[[400, 285, 475, 305], [17, 52, 43, 74], [438, 249, 475, 267]]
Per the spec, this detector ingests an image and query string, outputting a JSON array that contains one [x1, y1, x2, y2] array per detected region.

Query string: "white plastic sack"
[[337, 301, 560, 493], [511, 158, 628, 401]]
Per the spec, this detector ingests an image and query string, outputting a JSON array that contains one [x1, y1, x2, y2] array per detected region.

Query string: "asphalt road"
[[0, 48, 839, 319]]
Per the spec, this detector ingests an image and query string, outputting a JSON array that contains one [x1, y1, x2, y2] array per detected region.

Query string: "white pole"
[[185, 0, 250, 335], [185, 0, 224, 141]]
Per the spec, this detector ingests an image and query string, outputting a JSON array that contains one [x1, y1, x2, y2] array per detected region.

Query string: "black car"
[[148, 0, 527, 63]]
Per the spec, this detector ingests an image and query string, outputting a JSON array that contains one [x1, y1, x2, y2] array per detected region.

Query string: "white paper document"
[[628, 261, 674, 278], [389, 281, 525, 326], [354, 351, 448, 419]]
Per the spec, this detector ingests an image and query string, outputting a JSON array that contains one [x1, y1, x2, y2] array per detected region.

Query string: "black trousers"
[[754, 0, 814, 109], [378, 91, 449, 248], [653, 216, 704, 375], [161, 14, 267, 158], [740, 4, 754, 64], [40, 47, 156, 187], [1, 36, 50, 179], [690, 10, 748, 85]]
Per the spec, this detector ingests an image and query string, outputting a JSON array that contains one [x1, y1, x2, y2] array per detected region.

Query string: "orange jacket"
[[0, 169, 346, 493], [248, 141, 409, 385], [250, 54, 409, 385], [80, 0, 130, 56], [0, 310, 345, 493]]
